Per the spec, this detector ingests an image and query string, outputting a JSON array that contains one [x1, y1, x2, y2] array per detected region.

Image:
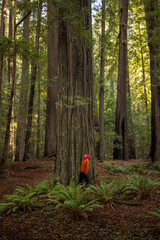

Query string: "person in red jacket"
[[79, 154, 90, 186]]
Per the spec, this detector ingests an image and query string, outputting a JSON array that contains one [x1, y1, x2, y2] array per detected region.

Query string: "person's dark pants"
[[79, 172, 89, 186]]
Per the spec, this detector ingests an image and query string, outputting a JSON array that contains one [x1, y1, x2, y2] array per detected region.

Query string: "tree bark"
[[0, 4, 16, 175], [36, 61, 41, 159], [99, 0, 105, 162], [126, 60, 136, 159], [15, 5, 30, 162], [113, 0, 128, 160], [55, 0, 95, 185], [23, 0, 42, 161], [44, 0, 58, 157], [143, 0, 160, 164], [0, 0, 7, 107]]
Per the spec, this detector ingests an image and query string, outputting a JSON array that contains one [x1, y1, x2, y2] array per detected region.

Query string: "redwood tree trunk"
[[113, 0, 128, 160], [0, 0, 7, 107], [23, 1, 42, 161], [55, 0, 95, 185], [15, 5, 30, 162], [0, 5, 16, 175], [99, 0, 105, 162], [44, 0, 58, 157], [36, 62, 41, 159], [126, 61, 136, 159], [143, 0, 160, 164]]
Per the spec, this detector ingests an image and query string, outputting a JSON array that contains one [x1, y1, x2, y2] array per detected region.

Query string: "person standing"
[[79, 154, 90, 186]]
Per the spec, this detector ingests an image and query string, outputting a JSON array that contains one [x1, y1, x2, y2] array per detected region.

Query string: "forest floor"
[[0, 157, 160, 240]]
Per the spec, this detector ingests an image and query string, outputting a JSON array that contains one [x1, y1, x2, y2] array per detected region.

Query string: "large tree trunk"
[[0, 0, 7, 107], [55, 0, 95, 185], [36, 61, 41, 159], [0, 4, 16, 175], [15, 6, 30, 162], [113, 0, 128, 160], [99, 0, 105, 162], [23, 1, 42, 161], [126, 61, 136, 159], [143, 0, 160, 164], [8, 5, 15, 160], [44, 0, 58, 157]]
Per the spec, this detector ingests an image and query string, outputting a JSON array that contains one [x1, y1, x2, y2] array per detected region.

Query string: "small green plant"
[[48, 181, 101, 220], [111, 177, 128, 200], [34, 178, 58, 196], [0, 186, 40, 215], [106, 164, 130, 175], [151, 208, 160, 218], [123, 174, 159, 200], [89, 181, 116, 204], [130, 163, 160, 175]]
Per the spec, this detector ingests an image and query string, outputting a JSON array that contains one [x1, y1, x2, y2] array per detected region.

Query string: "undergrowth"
[[0, 166, 160, 219], [48, 181, 101, 220], [106, 162, 160, 176]]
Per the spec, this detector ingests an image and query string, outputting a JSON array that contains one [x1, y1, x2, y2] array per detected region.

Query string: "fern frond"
[[151, 209, 160, 218], [90, 182, 115, 204], [0, 202, 15, 214]]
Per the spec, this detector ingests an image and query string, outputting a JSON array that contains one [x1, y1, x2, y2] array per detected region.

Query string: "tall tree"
[[0, 2, 16, 175], [113, 0, 128, 160], [127, 0, 151, 159], [99, 0, 105, 162], [126, 59, 136, 159], [36, 61, 41, 159], [0, 0, 7, 106], [55, 0, 95, 185], [23, 0, 42, 161], [15, 3, 30, 162], [44, 0, 58, 157], [139, 25, 149, 126], [143, 0, 160, 164]]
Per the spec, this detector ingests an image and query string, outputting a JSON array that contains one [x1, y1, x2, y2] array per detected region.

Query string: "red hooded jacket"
[[80, 154, 90, 175]]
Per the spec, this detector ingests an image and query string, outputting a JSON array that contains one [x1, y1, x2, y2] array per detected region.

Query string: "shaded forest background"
[[0, 0, 159, 184]]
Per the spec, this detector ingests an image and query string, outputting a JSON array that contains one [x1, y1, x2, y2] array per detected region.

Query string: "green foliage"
[[0, 178, 58, 215], [123, 174, 159, 199], [48, 181, 101, 220], [0, 37, 14, 57], [106, 162, 160, 176], [104, 90, 117, 158], [34, 178, 58, 196], [151, 209, 160, 218], [93, 0, 119, 158], [128, 0, 151, 159], [106, 164, 130, 175], [0, 186, 40, 215], [89, 181, 116, 204], [111, 177, 128, 200], [130, 163, 160, 175]]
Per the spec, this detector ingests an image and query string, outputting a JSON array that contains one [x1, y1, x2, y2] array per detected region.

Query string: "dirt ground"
[[0, 158, 55, 200], [0, 158, 160, 240]]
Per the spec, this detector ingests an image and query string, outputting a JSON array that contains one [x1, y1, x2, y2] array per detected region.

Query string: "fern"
[[107, 164, 130, 175], [151, 209, 160, 218], [34, 181, 51, 196], [123, 174, 159, 199], [0, 179, 59, 215], [130, 163, 160, 175], [111, 177, 128, 200], [48, 182, 101, 220], [0, 202, 17, 215], [89, 181, 116, 204], [0, 187, 40, 215]]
